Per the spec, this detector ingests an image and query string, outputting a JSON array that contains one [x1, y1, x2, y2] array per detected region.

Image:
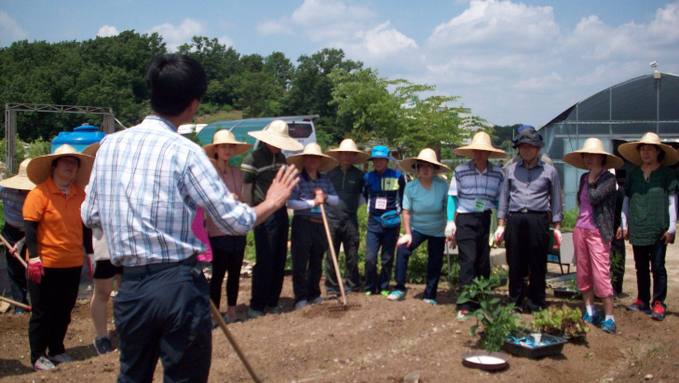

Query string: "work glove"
[[27, 258, 45, 284], [86, 253, 95, 280], [444, 221, 456, 241], [12, 238, 25, 256], [494, 226, 505, 245], [397, 234, 412, 248], [553, 229, 562, 249]]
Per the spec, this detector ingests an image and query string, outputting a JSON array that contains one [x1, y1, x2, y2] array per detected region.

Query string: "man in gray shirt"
[[495, 126, 563, 313]]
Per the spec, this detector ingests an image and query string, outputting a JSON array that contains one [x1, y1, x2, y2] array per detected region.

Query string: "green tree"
[[232, 71, 283, 118], [492, 123, 522, 153], [263, 51, 293, 89]]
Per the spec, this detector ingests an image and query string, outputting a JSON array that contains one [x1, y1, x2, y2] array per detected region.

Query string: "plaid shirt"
[[81, 116, 257, 267], [448, 161, 503, 214]]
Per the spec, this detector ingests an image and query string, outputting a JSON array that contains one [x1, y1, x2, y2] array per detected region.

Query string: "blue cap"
[[368, 145, 394, 161], [517, 125, 534, 133]]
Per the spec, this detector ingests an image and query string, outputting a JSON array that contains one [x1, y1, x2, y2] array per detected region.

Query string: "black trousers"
[[1, 223, 29, 311], [610, 238, 626, 296], [209, 235, 246, 309], [505, 212, 550, 311], [115, 257, 211, 383], [632, 240, 668, 305], [28, 266, 82, 364], [456, 211, 492, 309], [250, 207, 289, 311], [324, 217, 361, 295], [291, 216, 328, 303]]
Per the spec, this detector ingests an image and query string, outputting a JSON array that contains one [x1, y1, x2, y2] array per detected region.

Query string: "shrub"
[[561, 207, 579, 231]]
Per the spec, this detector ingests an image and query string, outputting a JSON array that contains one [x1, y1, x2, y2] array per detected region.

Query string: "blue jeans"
[[393, 230, 445, 300], [632, 240, 668, 305], [364, 217, 399, 294]]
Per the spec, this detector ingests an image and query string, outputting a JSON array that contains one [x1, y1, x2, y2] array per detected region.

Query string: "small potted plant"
[[531, 306, 589, 341]]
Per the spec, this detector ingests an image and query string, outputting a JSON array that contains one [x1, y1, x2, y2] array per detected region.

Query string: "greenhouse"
[[538, 72, 679, 210]]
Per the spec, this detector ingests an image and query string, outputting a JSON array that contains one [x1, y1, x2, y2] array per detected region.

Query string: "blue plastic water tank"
[[51, 125, 106, 153]]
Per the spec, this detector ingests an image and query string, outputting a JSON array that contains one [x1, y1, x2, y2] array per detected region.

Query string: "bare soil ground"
[[1, 242, 679, 383]]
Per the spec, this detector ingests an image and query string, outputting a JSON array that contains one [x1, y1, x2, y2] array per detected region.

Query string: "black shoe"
[[93, 337, 114, 355]]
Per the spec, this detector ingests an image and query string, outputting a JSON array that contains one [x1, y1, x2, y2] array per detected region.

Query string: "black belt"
[[122, 256, 196, 275], [297, 215, 323, 224], [512, 208, 547, 214]]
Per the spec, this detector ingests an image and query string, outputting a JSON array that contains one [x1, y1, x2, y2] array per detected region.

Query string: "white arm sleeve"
[[287, 199, 315, 210], [327, 195, 339, 206], [669, 194, 677, 234], [621, 196, 629, 230]]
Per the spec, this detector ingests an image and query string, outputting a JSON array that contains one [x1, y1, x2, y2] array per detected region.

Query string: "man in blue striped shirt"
[[81, 55, 299, 383]]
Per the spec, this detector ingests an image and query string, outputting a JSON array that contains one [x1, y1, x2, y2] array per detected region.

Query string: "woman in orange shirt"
[[23, 145, 94, 371]]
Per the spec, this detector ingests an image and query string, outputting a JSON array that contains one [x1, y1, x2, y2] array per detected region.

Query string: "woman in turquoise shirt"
[[388, 148, 450, 305]]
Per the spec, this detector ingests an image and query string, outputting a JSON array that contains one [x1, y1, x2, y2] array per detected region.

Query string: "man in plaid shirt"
[[82, 55, 298, 383]]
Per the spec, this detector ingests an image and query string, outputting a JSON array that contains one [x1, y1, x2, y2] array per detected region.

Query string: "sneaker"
[[627, 299, 652, 314], [264, 306, 282, 315], [326, 293, 340, 300], [600, 319, 617, 334], [248, 308, 265, 319], [582, 312, 603, 325], [93, 336, 114, 355], [380, 290, 390, 297], [294, 300, 308, 310], [310, 296, 324, 305], [651, 301, 666, 321], [387, 290, 405, 302], [224, 314, 243, 324], [48, 353, 72, 364], [423, 299, 437, 306], [457, 309, 470, 321], [34, 355, 56, 371]]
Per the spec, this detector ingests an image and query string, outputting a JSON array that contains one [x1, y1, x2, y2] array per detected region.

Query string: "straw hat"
[[82, 142, 100, 157], [400, 148, 451, 175], [286, 143, 338, 172], [618, 132, 679, 166], [325, 139, 370, 164], [453, 131, 507, 159], [247, 120, 304, 152], [0, 158, 36, 191], [26, 144, 95, 187], [562, 138, 624, 170], [202, 129, 253, 159]]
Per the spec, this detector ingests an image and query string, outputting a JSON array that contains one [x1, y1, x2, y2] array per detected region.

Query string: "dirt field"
[[1, 242, 679, 383]]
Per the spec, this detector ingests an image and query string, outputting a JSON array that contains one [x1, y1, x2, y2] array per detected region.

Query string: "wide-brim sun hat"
[[325, 138, 370, 164], [400, 148, 451, 175], [617, 132, 679, 166], [82, 142, 100, 157], [0, 158, 36, 191], [453, 131, 507, 159], [367, 145, 395, 161], [562, 138, 624, 170], [27, 144, 95, 187], [202, 129, 253, 158], [286, 142, 338, 172], [247, 120, 304, 152]]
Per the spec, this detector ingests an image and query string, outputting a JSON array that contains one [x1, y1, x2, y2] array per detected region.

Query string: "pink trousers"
[[573, 226, 614, 298]]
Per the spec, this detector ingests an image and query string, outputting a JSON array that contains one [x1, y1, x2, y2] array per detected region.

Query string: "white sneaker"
[[294, 300, 308, 310], [34, 355, 56, 371], [48, 353, 72, 364], [310, 296, 324, 305]]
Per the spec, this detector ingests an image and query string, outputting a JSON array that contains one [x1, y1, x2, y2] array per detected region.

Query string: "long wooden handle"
[[0, 233, 27, 268], [210, 301, 262, 383], [319, 204, 347, 305], [0, 295, 31, 311]]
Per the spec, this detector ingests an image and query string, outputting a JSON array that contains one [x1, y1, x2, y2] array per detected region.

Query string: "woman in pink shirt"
[[563, 138, 623, 334], [202, 130, 252, 323]]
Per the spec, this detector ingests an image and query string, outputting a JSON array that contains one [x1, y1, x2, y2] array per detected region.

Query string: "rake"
[[319, 204, 361, 312]]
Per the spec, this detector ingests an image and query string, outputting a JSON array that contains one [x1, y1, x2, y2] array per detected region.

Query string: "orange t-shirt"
[[23, 177, 86, 268]]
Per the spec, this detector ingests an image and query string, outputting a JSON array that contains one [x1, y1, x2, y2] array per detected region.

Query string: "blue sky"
[[2, 0, 678, 128]]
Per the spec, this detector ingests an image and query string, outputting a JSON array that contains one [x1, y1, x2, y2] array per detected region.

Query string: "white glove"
[[12, 238, 25, 256], [397, 234, 412, 248], [445, 221, 456, 239], [494, 226, 505, 245]]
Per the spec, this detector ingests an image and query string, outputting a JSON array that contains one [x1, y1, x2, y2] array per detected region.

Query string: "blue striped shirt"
[[287, 169, 338, 219], [81, 116, 257, 267], [0, 186, 26, 230], [448, 161, 503, 213]]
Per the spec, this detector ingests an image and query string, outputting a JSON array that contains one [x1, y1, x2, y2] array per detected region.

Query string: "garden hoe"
[[210, 300, 262, 383], [319, 204, 361, 312], [0, 295, 31, 312], [0, 233, 27, 268]]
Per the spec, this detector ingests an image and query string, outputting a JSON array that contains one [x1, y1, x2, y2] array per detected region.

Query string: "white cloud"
[[218, 35, 235, 48], [256, 20, 294, 36], [291, 0, 375, 42], [147, 18, 206, 52], [351, 22, 418, 58], [97, 25, 119, 37], [0, 10, 28, 45]]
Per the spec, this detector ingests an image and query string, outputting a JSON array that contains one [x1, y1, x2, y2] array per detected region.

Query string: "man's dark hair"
[[146, 55, 207, 117]]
